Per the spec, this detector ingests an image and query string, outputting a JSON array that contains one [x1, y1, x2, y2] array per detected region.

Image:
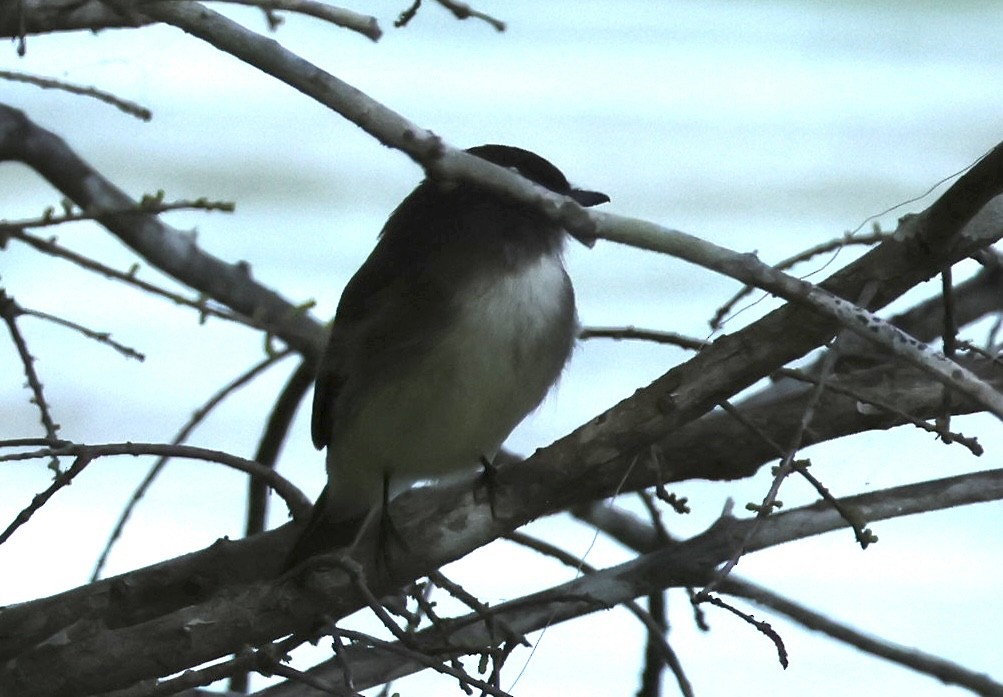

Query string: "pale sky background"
[[2, 2, 1002, 695]]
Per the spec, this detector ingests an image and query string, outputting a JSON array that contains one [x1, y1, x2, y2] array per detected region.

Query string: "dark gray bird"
[[286, 144, 608, 566]]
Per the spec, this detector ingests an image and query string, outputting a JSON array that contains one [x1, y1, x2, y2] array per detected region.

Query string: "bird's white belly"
[[329, 253, 573, 503]]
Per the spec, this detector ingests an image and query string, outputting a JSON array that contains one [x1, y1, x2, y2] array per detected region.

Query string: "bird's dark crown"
[[465, 144, 610, 209], [466, 144, 574, 196]]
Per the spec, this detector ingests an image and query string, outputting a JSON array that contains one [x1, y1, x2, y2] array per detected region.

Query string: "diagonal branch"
[[576, 502, 1003, 697], [0, 0, 380, 40], [0, 104, 326, 358], [5, 442, 1003, 697], [251, 470, 1003, 697]]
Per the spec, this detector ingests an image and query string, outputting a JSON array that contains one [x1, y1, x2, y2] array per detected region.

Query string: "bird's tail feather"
[[283, 485, 369, 570]]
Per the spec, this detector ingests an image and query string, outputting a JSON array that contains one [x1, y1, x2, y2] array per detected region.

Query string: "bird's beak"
[[567, 188, 609, 247], [570, 188, 610, 208]]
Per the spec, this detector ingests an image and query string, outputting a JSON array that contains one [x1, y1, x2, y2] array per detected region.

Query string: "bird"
[[285, 144, 609, 568]]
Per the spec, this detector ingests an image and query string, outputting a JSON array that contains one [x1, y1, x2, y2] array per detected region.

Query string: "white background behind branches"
[[2, 2, 1002, 695]]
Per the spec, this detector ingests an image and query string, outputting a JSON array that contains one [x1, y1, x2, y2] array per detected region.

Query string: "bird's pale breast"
[[327, 251, 575, 505]]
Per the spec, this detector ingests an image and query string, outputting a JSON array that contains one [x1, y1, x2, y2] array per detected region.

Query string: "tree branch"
[[258, 472, 1003, 697], [0, 0, 380, 40], [576, 501, 1003, 696], [0, 104, 326, 358]]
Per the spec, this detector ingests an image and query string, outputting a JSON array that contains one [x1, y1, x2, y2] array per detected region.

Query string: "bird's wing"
[[310, 327, 347, 449], [310, 186, 456, 450]]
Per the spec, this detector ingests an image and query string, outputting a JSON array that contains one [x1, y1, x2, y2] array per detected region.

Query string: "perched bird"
[[285, 144, 609, 567]]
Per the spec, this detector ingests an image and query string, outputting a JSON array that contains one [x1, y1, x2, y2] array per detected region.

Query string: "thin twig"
[[20, 306, 145, 361], [0, 196, 234, 231], [7, 229, 253, 328], [775, 367, 984, 456], [0, 290, 61, 452], [395, 0, 421, 27], [722, 577, 1003, 696], [101, 632, 327, 697], [939, 267, 958, 438], [578, 500, 1003, 697], [1, 442, 310, 549], [408, 580, 448, 635], [92, 351, 294, 581], [0, 455, 93, 547], [429, 570, 528, 648], [395, 0, 504, 30], [699, 594, 788, 669], [332, 627, 513, 697], [579, 325, 710, 351], [0, 438, 71, 449], [635, 493, 672, 697], [957, 340, 1003, 367], [699, 339, 849, 599], [2, 104, 324, 357], [942, 267, 958, 359], [0, 70, 152, 120], [712, 154, 978, 331], [334, 557, 416, 645], [246, 358, 315, 537], [505, 531, 694, 697], [710, 229, 889, 330], [433, 0, 505, 30], [329, 628, 358, 694], [637, 589, 667, 697]]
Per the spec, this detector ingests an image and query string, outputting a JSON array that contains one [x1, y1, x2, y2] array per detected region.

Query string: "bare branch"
[[245, 359, 315, 536], [4, 9, 1003, 692], [19, 305, 146, 361], [702, 343, 850, 599], [433, 0, 505, 31], [183, 472, 1003, 697], [711, 227, 891, 329], [92, 351, 295, 581], [0, 70, 152, 120], [1, 195, 235, 229], [505, 531, 694, 697], [0, 290, 61, 445], [6, 228, 256, 328], [574, 499, 995, 694], [105, 631, 325, 697], [595, 210, 1003, 419], [1, 0, 380, 41], [776, 366, 983, 455], [0, 104, 326, 358], [199, 0, 381, 40], [579, 325, 710, 351], [8, 452, 1003, 697], [0, 455, 92, 547], [723, 578, 1003, 697], [0, 0, 148, 37], [395, 0, 505, 31], [0, 442, 312, 534], [6, 347, 1001, 694]]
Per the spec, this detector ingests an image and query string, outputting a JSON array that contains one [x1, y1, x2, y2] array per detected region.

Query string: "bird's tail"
[[283, 485, 369, 570]]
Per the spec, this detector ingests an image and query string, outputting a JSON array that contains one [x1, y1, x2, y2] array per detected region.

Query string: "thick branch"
[[3, 350, 1002, 697], [0, 104, 326, 358], [3, 352, 996, 671], [3, 5, 1003, 691], [575, 503, 1003, 697], [0, 0, 148, 36], [593, 210, 1003, 418], [259, 471, 1003, 696], [5, 217, 1003, 694]]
